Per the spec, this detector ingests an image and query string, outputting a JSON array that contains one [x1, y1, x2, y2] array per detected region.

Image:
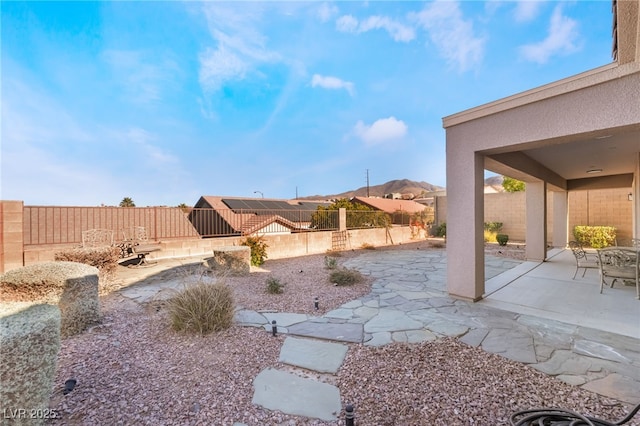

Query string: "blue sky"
[[1, 1, 614, 206]]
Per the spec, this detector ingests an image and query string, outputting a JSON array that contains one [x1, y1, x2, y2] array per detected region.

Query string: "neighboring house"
[[352, 196, 430, 215], [443, 0, 640, 301], [189, 196, 331, 237]]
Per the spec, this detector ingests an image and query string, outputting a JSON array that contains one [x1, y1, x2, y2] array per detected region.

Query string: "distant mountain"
[[301, 179, 445, 200], [301, 176, 504, 200]]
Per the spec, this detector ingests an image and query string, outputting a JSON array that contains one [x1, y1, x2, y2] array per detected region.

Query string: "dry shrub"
[[360, 243, 376, 250], [55, 246, 121, 293], [0, 303, 61, 416], [0, 262, 100, 337], [265, 277, 284, 294], [166, 278, 235, 335], [329, 268, 364, 286]]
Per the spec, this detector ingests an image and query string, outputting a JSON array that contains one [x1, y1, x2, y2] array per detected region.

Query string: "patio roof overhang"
[[441, 0, 640, 302]]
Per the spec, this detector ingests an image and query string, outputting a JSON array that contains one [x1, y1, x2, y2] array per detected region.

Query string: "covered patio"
[[443, 0, 640, 320], [482, 248, 639, 339]]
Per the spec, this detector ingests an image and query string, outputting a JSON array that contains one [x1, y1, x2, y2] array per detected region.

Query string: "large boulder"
[[204, 246, 251, 276], [0, 262, 100, 337], [0, 303, 61, 425]]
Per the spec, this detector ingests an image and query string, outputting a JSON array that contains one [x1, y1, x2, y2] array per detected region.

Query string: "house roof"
[[352, 196, 429, 214], [193, 196, 328, 235]]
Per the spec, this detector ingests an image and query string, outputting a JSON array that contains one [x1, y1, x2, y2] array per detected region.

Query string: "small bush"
[[54, 246, 121, 287], [573, 226, 616, 249], [484, 230, 497, 243], [241, 236, 269, 266], [484, 222, 503, 233], [166, 279, 235, 335], [496, 234, 509, 246], [324, 256, 338, 269], [329, 268, 364, 286], [265, 277, 284, 294], [361, 243, 376, 250], [433, 222, 446, 238]]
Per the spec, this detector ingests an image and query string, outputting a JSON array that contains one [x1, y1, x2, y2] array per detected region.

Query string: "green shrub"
[[433, 222, 446, 238], [166, 279, 235, 335], [329, 268, 364, 286], [324, 256, 338, 269], [573, 226, 616, 249], [265, 277, 284, 294], [496, 234, 509, 246], [241, 236, 268, 266], [484, 222, 503, 233]]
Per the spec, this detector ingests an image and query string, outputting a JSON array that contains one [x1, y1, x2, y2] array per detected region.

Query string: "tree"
[[502, 176, 525, 193], [177, 203, 190, 213], [119, 197, 136, 207], [310, 198, 390, 229]]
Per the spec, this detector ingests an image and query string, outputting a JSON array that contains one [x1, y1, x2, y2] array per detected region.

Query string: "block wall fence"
[[0, 188, 633, 273]]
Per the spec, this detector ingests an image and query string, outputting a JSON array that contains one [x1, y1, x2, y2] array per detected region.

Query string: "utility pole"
[[366, 169, 370, 197]]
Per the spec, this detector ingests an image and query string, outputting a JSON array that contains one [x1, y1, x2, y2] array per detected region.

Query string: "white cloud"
[[102, 49, 178, 104], [311, 74, 354, 96], [336, 14, 415, 42], [514, 1, 543, 22], [411, 1, 485, 72], [519, 5, 580, 64], [317, 2, 339, 23], [353, 116, 408, 146], [336, 14, 358, 33], [198, 4, 281, 93]]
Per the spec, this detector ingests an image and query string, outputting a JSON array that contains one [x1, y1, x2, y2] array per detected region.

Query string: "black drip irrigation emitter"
[[510, 402, 640, 426]]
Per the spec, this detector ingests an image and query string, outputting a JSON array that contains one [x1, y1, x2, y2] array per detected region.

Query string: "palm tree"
[[119, 197, 135, 207]]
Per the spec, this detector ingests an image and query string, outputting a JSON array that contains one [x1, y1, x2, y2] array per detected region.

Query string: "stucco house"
[[443, 0, 640, 301], [189, 196, 331, 237], [351, 196, 430, 215]]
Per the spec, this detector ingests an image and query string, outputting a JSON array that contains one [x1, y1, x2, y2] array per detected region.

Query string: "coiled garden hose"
[[510, 402, 640, 426]]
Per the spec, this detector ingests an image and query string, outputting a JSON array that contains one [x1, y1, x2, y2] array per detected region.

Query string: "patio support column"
[[446, 150, 484, 301], [633, 153, 640, 238], [526, 181, 547, 261], [551, 190, 568, 248]]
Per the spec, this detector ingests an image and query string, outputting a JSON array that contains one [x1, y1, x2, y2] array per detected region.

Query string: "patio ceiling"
[[484, 124, 640, 190]]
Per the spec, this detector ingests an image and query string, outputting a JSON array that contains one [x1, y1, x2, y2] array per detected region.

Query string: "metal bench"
[[120, 226, 162, 267]]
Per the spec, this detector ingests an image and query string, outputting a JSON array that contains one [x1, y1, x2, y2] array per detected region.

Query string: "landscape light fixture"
[[254, 191, 264, 198]]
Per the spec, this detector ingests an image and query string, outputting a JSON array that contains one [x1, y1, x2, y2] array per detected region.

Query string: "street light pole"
[[254, 191, 264, 198]]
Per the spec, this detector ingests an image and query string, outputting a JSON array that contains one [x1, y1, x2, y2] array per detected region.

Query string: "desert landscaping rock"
[[48, 244, 640, 425]]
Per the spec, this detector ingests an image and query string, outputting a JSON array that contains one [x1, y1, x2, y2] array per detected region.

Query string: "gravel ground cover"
[[47, 242, 637, 425]]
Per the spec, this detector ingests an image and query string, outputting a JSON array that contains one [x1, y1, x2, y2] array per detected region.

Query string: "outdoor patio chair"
[[568, 241, 599, 279], [596, 247, 639, 299]]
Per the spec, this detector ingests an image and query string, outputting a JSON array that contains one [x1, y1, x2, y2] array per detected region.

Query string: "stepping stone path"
[[252, 337, 348, 421]]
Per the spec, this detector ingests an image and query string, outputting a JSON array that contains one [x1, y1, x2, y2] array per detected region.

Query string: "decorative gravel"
[[48, 242, 637, 425]]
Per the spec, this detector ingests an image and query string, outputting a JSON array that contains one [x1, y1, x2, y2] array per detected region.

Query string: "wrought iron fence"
[[22, 206, 428, 245], [188, 208, 399, 238]]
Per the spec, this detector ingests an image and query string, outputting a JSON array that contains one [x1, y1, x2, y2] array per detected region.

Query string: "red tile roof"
[[352, 196, 428, 214]]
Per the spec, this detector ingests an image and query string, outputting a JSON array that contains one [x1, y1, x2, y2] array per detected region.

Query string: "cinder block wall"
[[0, 201, 25, 274], [436, 188, 632, 243]]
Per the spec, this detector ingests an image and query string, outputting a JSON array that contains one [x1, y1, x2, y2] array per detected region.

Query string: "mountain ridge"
[[300, 176, 504, 200]]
